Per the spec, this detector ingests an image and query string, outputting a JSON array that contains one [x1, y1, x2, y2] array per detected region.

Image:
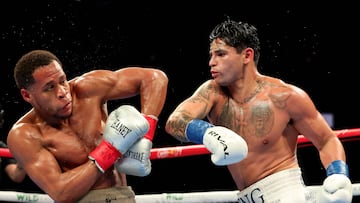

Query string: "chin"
[[58, 110, 72, 119]]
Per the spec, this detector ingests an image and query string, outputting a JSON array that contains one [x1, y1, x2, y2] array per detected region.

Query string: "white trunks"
[[237, 168, 307, 203]]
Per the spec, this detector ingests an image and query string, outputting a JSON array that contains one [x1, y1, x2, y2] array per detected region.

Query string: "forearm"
[[319, 136, 346, 168], [47, 160, 102, 203], [140, 69, 168, 116], [165, 112, 193, 142]]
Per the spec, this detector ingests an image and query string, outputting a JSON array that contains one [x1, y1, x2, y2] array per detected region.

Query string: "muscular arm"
[[7, 124, 101, 203], [134, 68, 168, 116], [286, 85, 346, 168], [75, 67, 168, 117], [165, 80, 216, 142]]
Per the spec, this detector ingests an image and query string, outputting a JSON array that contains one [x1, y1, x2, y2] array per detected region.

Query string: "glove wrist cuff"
[[143, 115, 158, 140], [88, 140, 122, 173], [326, 160, 349, 177], [185, 119, 214, 144]]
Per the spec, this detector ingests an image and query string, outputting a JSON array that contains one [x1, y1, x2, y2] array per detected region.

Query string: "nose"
[[57, 85, 68, 99], [209, 55, 216, 67]]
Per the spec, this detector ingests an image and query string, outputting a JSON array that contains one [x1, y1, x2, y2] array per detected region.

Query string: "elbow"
[[152, 69, 168, 86], [165, 113, 183, 134], [165, 115, 189, 143]]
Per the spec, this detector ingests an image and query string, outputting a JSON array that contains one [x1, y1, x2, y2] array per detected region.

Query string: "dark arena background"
[[0, 1, 359, 202]]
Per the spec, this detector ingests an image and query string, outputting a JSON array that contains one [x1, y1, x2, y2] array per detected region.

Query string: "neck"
[[230, 77, 264, 105]]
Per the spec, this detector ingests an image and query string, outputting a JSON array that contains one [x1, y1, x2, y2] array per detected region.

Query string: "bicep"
[[171, 81, 215, 120], [288, 88, 334, 147], [75, 69, 140, 101], [172, 96, 210, 119]]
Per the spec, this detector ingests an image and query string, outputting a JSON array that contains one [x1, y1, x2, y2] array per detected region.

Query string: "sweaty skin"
[[166, 38, 345, 190], [8, 59, 168, 203]]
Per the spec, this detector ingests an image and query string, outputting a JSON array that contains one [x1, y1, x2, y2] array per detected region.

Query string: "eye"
[[45, 84, 55, 92], [216, 51, 226, 57], [218, 52, 225, 57]]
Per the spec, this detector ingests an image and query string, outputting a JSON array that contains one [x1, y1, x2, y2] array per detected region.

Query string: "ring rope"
[[2, 128, 360, 160], [0, 128, 359, 202], [150, 128, 360, 159], [1, 183, 360, 203]]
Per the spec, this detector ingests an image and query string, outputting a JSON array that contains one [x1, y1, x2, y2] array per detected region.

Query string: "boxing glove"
[[115, 115, 157, 176], [318, 160, 352, 203], [185, 119, 248, 166], [89, 105, 149, 173]]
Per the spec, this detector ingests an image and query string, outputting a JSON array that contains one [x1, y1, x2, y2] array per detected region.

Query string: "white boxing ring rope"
[[1, 185, 360, 203], [1, 128, 360, 203]]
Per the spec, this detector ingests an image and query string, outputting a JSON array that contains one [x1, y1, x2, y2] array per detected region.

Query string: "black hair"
[[14, 50, 62, 89], [209, 19, 261, 65]]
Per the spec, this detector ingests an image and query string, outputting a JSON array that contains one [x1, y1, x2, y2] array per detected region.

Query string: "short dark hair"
[[209, 19, 261, 65], [14, 50, 62, 89]]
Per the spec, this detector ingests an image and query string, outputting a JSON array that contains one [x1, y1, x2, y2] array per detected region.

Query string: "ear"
[[243, 48, 254, 64], [20, 88, 31, 103]]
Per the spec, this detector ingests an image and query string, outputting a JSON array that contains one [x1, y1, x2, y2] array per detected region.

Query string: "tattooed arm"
[[165, 80, 220, 142]]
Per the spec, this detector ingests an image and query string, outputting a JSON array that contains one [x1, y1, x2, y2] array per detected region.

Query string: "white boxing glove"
[[318, 160, 352, 203], [115, 138, 152, 176], [185, 119, 248, 165], [115, 114, 158, 176], [89, 105, 149, 173]]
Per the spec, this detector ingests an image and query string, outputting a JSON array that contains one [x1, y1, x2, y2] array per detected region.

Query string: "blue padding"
[[326, 160, 349, 177], [185, 119, 213, 144]]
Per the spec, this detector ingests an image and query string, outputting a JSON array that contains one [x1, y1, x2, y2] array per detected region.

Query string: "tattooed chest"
[[216, 100, 274, 138]]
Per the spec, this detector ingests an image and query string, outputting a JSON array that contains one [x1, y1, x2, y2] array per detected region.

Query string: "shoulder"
[[8, 111, 42, 143], [7, 121, 45, 170], [8, 122, 40, 141], [69, 70, 114, 97], [262, 76, 307, 97], [261, 77, 313, 113], [256, 76, 309, 107], [197, 79, 223, 92], [193, 80, 221, 96], [191, 80, 229, 105]]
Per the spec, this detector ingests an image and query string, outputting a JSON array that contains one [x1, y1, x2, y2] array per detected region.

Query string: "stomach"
[[228, 149, 299, 190]]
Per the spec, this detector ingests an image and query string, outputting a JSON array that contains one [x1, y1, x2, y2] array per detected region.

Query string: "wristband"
[[88, 140, 122, 173], [326, 160, 349, 177], [185, 119, 214, 144], [143, 115, 158, 141]]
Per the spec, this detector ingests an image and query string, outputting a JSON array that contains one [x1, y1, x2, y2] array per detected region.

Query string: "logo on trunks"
[[111, 119, 132, 137], [237, 188, 264, 203], [207, 130, 229, 158], [105, 193, 116, 203]]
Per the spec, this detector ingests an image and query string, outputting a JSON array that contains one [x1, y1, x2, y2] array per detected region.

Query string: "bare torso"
[[16, 81, 123, 189], [208, 77, 300, 190]]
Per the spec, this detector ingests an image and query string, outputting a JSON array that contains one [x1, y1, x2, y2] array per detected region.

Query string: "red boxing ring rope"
[[1, 128, 360, 202], [150, 128, 360, 160], [1, 128, 360, 160]]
